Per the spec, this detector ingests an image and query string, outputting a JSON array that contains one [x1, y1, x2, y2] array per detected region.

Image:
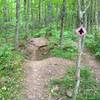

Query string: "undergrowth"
[[49, 67, 100, 100], [85, 30, 100, 58], [49, 29, 78, 60], [30, 25, 78, 60], [0, 43, 24, 100]]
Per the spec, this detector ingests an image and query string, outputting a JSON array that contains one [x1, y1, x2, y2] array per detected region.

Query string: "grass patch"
[[49, 67, 100, 100], [50, 47, 77, 60]]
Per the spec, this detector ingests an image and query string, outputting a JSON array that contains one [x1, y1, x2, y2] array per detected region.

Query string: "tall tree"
[[56, 3, 60, 29], [95, 0, 99, 35], [39, 0, 41, 24], [24, 0, 26, 30], [84, 0, 87, 29], [15, 0, 20, 49], [72, 0, 90, 100], [26, 0, 31, 37], [48, 1, 53, 23], [31, 0, 34, 28], [60, 0, 66, 47], [3, 0, 8, 41], [44, 0, 47, 27]]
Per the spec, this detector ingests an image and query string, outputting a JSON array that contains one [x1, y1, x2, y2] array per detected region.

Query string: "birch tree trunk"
[[72, 0, 90, 99], [72, 0, 86, 99], [72, 38, 83, 100]]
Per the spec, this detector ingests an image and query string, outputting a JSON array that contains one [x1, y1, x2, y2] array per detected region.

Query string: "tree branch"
[[82, 1, 90, 15]]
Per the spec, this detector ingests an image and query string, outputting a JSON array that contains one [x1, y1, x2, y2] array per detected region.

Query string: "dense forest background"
[[0, 0, 100, 100], [0, 0, 100, 47]]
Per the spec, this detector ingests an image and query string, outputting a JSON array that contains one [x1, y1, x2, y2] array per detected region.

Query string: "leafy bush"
[[49, 67, 100, 100], [50, 47, 77, 60], [85, 32, 100, 58], [0, 44, 23, 99], [49, 37, 77, 60], [30, 26, 78, 60]]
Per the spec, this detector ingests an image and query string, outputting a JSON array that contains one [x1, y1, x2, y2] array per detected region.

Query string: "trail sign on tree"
[[76, 26, 86, 37]]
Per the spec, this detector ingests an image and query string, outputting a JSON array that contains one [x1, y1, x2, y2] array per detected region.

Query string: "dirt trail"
[[21, 52, 100, 100], [21, 58, 75, 100], [21, 37, 100, 100], [20, 38, 75, 100]]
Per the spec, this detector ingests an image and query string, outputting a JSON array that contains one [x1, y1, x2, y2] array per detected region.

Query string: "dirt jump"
[[20, 37, 74, 100], [21, 37, 100, 100]]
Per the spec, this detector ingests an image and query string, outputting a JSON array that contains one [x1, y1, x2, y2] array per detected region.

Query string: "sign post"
[[72, 26, 87, 100], [76, 26, 86, 37]]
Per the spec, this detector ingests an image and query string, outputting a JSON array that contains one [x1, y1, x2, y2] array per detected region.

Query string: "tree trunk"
[[31, 0, 34, 29], [26, 0, 30, 35], [47, 1, 53, 24], [3, 0, 8, 41], [60, 0, 66, 47], [72, 0, 90, 100], [24, 0, 30, 40], [95, 0, 99, 37], [44, 1, 47, 27], [56, 3, 59, 29], [15, 0, 20, 49], [84, 0, 87, 29], [39, 0, 41, 25], [72, 0, 83, 99]]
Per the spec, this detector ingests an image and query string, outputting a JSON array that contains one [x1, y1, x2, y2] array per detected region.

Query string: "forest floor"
[[21, 58, 75, 100], [82, 49, 100, 82], [20, 39, 100, 100]]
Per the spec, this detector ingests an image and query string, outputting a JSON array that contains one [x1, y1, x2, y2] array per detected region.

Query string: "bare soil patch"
[[21, 58, 74, 100]]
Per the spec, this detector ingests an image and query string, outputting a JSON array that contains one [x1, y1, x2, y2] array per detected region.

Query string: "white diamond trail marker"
[[75, 26, 86, 37]]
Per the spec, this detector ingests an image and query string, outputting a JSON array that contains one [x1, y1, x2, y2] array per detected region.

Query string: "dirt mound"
[[21, 57, 75, 100], [22, 38, 75, 100], [22, 37, 100, 100], [28, 37, 48, 47], [25, 37, 49, 60]]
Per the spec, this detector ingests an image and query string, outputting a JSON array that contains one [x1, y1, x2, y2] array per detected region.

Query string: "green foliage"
[[0, 44, 24, 99], [30, 25, 78, 60], [49, 29, 78, 60], [49, 67, 100, 100], [50, 47, 77, 60], [31, 28, 47, 37], [85, 32, 100, 58], [0, 0, 99, 100], [31, 25, 78, 60]]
